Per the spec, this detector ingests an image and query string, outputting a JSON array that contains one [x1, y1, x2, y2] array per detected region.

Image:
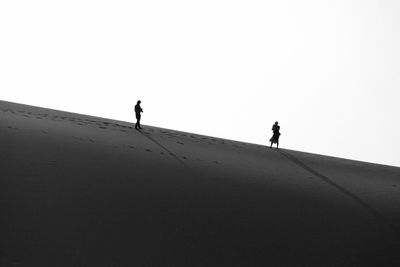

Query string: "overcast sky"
[[1, 0, 400, 167]]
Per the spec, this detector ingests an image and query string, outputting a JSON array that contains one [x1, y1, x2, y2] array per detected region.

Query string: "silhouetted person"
[[135, 100, 143, 129], [269, 121, 280, 148]]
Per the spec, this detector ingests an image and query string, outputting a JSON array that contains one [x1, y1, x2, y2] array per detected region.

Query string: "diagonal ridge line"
[[138, 130, 196, 176], [279, 150, 399, 237]]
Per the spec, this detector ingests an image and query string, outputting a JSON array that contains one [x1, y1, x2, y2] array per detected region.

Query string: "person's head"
[[137, 100, 141, 104], [275, 121, 279, 125]]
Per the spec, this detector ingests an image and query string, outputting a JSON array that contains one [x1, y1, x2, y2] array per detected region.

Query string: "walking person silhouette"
[[135, 100, 143, 130], [269, 121, 280, 148]]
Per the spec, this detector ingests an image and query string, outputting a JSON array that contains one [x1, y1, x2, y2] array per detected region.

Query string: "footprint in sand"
[[2, 108, 15, 114], [41, 130, 48, 134], [73, 136, 84, 142], [176, 141, 184, 145], [145, 149, 152, 152]]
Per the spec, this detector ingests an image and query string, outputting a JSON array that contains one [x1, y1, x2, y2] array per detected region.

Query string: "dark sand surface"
[[1, 100, 400, 266]]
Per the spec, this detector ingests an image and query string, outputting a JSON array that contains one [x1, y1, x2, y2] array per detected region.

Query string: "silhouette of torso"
[[135, 104, 142, 115], [272, 124, 280, 134], [271, 124, 280, 144]]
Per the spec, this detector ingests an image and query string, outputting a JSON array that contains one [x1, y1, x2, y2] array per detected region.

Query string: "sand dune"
[[1, 100, 400, 266]]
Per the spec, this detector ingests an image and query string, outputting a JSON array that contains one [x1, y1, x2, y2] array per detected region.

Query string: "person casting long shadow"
[[135, 100, 143, 130], [269, 121, 280, 148]]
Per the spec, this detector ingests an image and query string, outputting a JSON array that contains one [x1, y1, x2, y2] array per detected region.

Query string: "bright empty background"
[[1, 0, 400, 167]]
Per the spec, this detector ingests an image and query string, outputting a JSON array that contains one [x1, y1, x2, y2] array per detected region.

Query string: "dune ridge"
[[1, 100, 400, 266]]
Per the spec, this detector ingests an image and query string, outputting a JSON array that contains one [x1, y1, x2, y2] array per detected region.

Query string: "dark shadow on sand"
[[280, 149, 400, 238]]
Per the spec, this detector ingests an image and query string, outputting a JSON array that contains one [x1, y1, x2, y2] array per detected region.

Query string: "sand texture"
[[1, 100, 400, 266]]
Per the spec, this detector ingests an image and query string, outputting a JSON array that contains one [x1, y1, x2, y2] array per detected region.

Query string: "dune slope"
[[1, 100, 400, 266]]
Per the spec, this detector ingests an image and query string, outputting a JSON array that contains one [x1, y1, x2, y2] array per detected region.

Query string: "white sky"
[[1, 0, 400, 167]]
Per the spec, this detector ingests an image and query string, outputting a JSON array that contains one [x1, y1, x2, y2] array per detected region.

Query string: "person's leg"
[[135, 113, 139, 129], [137, 115, 142, 129], [277, 141, 279, 149]]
